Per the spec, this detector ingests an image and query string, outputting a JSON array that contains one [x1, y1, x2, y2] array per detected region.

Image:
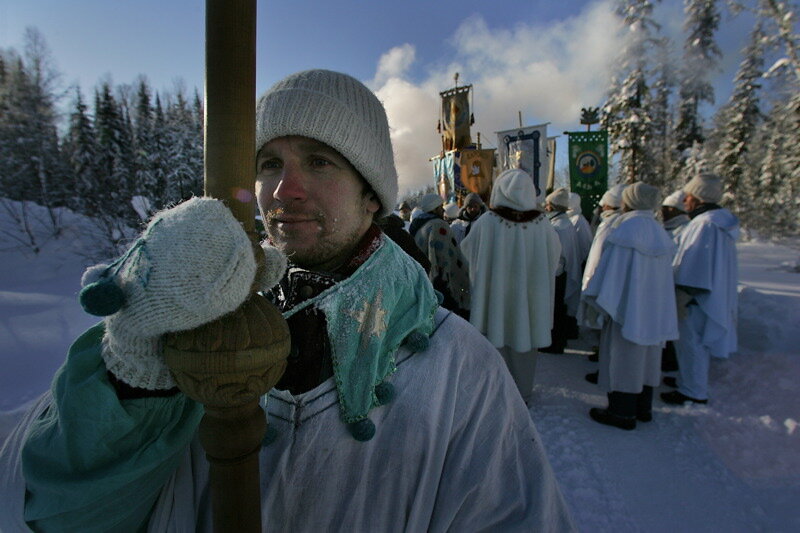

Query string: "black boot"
[[636, 386, 653, 422], [585, 371, 598, 384], [589, 391, 637, 430]]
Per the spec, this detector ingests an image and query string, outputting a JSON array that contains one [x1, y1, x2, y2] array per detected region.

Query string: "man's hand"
[[79, 197, 286, 390]]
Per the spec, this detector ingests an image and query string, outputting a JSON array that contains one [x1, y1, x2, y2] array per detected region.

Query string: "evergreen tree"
[[93, 82, 138, 228], [151, 94, 171, 208], [751, 0, 800, 236], [63, 87, 99, 212], [712, 24, 765, 219], [601, 0, 660, 184], [164, 88, 203, 202], [673, 0, 721, 176], [649, 37, 676, 189], [131, 77, 162, 215], [0, 34, 68, 210]]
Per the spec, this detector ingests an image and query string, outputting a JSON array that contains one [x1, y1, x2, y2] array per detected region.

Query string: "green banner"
[[567, 130, 608, 219]]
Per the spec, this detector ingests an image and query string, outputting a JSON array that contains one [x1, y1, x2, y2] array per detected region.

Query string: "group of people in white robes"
[[579, 174, 739, 429], [399, 170, 738, 430]]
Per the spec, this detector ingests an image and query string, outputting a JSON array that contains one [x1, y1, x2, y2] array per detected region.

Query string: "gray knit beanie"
[[684, 172, 724, 204], [546, 187, 570, 209], [622, 182, 661, 211], [256, 69, 398, 217]]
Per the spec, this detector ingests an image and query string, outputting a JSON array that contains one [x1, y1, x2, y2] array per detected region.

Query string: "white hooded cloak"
[[673, 207, 739, 359], [581, 210, 678, 392], [461, 169, 562, 352]]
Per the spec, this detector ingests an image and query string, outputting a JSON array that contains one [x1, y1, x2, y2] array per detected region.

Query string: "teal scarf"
[[282, 236, 438, 440]]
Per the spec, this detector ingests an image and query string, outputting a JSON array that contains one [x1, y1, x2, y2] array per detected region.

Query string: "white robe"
[[0, 309, 576, 533], [673, 208, 739, 359], [155, 310, 575, 531], [461, 211, 561, 352], [580, 210, 620, 294], [582, 211, 678, 346], [581, 211, 678, 393], [548, 212, 582, 316]]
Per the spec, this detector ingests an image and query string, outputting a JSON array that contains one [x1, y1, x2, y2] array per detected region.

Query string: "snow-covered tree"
[[673, 0, 722, 177], [0, 31, 69, 229], [93, 82, 139, 229], [63, 87, 99, 211], [163, 88, 203, 202], [712, 24, 765, 218], [649, 37, 676, 189], [748, 0, 800, 237], [601, 0, 660, 184]]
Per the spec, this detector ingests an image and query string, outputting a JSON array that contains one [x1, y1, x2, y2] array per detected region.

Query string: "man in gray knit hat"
[[4, 70, 573, 531]]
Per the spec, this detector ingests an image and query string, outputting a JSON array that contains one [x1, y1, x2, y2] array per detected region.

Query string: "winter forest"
[[1, 0, 799, 263], [0, 29, 204, 259]]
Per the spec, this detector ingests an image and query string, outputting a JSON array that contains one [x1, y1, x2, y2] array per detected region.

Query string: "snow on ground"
[[532, 240, 800, 532], [0, 202, 798, 531]]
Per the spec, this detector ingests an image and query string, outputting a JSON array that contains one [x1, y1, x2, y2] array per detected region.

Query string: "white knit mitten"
[[80, 197, 287, 390]]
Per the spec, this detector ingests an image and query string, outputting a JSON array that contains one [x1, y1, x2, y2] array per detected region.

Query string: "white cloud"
[[372, 43, 416, 87], [371, 1, 623, 195]]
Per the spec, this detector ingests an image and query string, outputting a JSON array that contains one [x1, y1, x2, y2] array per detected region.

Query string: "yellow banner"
[[441, 89, 472, 151], [459, 149, 495, 197]]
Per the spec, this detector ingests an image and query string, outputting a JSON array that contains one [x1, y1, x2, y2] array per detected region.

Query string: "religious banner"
[[431, 151, 456, 201], [459, 148, 495, 198], [567, 130, 608, 218], [440, 86, 472, 151], [495, 123, 549, 198]]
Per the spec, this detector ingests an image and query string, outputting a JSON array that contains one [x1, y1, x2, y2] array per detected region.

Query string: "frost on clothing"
[[413, 217, 470, 312], [673, 208, 739, 360]]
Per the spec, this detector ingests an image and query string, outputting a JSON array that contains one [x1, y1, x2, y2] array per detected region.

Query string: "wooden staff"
[[164, 1, 290, 531]]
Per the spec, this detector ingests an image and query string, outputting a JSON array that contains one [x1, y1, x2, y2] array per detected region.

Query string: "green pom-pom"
[[404, 330, 430, 352], [79, 278, 125, 316], [348, 418, 376, 441], [262, 425, 279, 447], [374, 381, 395, 405]]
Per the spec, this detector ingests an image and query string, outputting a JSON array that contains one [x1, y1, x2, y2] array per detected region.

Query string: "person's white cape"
[[580, 210, 678, 346], [461, 169, 561, 352]]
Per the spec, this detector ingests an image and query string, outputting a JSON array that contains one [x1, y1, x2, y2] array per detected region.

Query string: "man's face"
[[545, 202, 554, 212], [465, 202, 481, 218], [256, 136, 380, 271], [399, 207, 411, 221], [683, 193, 701, 213]]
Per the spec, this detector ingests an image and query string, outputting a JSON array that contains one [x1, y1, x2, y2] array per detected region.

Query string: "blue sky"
[[0, 0, 764, 193]]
